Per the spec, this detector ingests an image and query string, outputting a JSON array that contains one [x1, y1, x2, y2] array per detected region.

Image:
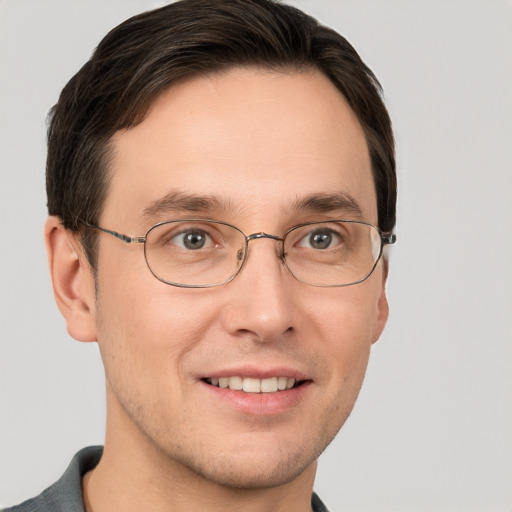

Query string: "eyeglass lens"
[[143, 220, 383, 288]]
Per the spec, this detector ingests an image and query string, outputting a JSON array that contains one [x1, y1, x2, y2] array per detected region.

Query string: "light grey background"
[[1, 1, 511, 510]]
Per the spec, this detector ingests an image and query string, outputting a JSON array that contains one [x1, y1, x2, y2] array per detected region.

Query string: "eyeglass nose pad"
[[239, 232, 284, 263], [241, 233, 287, 275]]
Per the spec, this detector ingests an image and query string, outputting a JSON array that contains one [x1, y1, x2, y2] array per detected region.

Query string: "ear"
[[45, 216, 97, 342], [371, 262, 390, 344]]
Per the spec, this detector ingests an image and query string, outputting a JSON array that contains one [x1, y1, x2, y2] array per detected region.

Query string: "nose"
[[219, 236, 295, 343]]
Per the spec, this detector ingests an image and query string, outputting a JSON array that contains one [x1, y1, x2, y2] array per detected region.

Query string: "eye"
[[297, 228, 341, 250], [171, 229, 214, 250]]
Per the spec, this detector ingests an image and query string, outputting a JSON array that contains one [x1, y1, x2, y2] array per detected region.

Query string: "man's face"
[[88, 68, 388, 488]]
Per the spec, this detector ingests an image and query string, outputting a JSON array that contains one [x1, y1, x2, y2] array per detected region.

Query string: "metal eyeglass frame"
[[82, 219, 396, 288]]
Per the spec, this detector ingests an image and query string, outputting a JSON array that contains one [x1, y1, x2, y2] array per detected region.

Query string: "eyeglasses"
[[83, 219, 396, 288]]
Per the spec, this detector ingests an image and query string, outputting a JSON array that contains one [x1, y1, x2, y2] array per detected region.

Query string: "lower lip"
[[200, 380, 311, 416]]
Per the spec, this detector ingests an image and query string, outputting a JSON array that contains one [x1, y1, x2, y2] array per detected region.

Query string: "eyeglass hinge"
[[382, 233, 397, 245]]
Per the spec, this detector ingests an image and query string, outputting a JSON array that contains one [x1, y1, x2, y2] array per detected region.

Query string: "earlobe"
[[372, 265, 390, 344], [44, 216, 97, 342]]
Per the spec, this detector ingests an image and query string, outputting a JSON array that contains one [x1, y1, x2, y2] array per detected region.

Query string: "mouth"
[[202, 376, 304, 393], [199, 371, 312, 415]]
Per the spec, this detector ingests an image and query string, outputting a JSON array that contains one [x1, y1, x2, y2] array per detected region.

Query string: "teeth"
[[261, 377, 278, 393], [229, 376, 243, 391], [243, 378, 261, 393], [206, 376, 298, 393], [277, 376, 288, 390]]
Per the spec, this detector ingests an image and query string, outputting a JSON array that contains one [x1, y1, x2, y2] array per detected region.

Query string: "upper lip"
[[199, 365, 311, 381]]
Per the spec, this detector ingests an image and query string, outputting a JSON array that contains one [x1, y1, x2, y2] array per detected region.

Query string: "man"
[[4, 0, 396, 510]]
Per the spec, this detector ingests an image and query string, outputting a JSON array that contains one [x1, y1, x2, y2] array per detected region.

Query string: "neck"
[[83, 399, 317, 512]]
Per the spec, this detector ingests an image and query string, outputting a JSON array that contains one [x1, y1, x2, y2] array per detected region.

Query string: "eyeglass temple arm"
[[85, 221, 396, 247], [83, 223, 145, 244]]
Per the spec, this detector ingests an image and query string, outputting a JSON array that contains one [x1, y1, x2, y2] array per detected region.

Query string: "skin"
[[46, 67, 389, 512]]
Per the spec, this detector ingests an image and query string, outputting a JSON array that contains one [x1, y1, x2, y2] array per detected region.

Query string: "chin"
[[161, 429, 332, 491], [189, 448, 317, 490]]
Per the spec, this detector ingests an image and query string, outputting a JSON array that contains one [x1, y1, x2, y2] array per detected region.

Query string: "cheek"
[[93, 262, 220, 385], [93, 278, 227, 438], [298, 286, 379, 445], [304, 282, 380, 381], [308, 284, 378, 345]]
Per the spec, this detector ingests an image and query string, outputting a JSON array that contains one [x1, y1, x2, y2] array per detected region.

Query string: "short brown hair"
[[46, 0, 396, 266]]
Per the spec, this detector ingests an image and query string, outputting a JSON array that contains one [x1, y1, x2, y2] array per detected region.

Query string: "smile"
[[203, 376, 299, 393]]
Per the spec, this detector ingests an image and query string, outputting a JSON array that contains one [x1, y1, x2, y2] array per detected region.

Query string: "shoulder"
[[312, 492, 330, 512], [2, 446, 103, 512]]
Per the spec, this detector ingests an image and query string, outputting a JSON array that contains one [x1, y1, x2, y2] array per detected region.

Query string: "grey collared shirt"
[[3, 446, 330, 512]]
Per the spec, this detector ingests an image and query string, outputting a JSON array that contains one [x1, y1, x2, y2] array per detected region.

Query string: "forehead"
[[105, 67, 376, 228]]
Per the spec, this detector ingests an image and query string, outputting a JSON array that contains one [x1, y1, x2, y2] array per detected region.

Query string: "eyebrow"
[[290, 192, 363, 217], [141, 189, 363, 222], [141, 190, 239, 221]]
